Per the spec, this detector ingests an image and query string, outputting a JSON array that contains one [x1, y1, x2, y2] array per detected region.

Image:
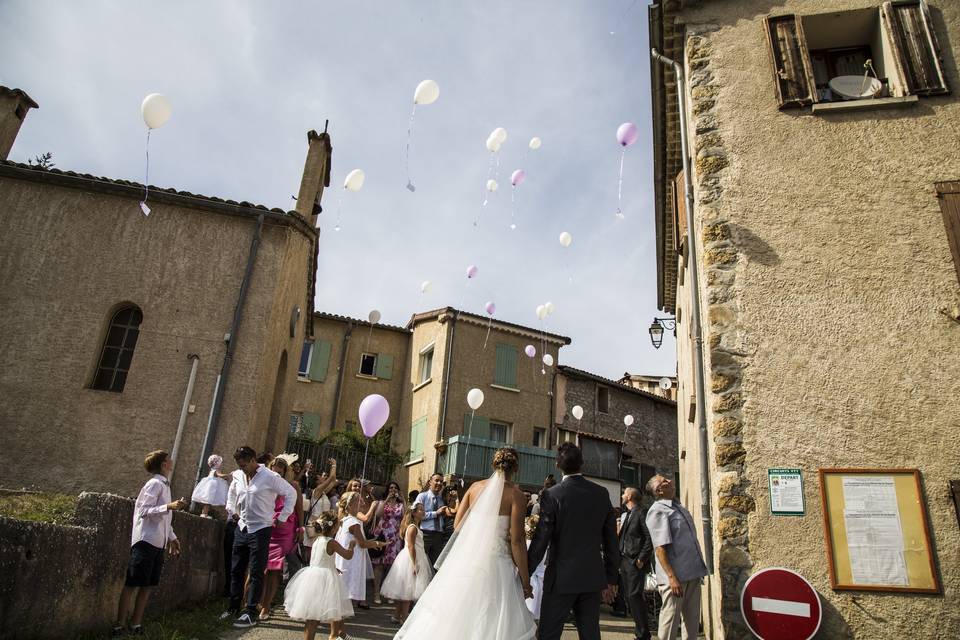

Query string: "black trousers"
[[537, 590, 601, 640], [229, 526, 273, 615], [621, 558, 651, 640], [222, 520, 237, 597], [422, 530, 445, 568]]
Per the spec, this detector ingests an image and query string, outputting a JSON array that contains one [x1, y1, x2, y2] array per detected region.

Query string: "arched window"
[[92, 305, 143, 392]]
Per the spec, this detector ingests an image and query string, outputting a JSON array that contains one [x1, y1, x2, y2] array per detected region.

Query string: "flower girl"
[[380, 503, 433, 623], [525, 514, 546, 622], [284, 510, 355, 640], [190, 454, 230, 517]]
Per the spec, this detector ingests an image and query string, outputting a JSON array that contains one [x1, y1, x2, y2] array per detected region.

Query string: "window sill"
[[405, 457, 424, 467], [355, 374, 379, 381], [413, 378, 432, 392], [297, 376, 311, 383], [490, 384, 520, 393], [811, 95, 918, 114]]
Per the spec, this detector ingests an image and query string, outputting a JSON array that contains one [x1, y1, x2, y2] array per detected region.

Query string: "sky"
[[0, 0, 677, 380]]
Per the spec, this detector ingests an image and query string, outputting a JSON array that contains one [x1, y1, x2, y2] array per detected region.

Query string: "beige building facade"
[[0, 86, 332, 500], [619, 372, 679, 401], [650, 1, 960, 637]]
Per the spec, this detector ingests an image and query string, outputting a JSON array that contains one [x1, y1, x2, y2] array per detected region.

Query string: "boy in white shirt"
[[112, 450, 185, 636]]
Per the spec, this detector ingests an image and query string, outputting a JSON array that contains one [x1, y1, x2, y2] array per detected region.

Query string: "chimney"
[[294, 126, 332, 224], [0, 87, 39, 161]]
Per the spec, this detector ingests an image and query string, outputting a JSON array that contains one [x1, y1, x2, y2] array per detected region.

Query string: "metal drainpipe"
[[436, 310, 457, 473], [171, 353, 200, 483], [331, 322, 353, 430], [652, 47, 714, 574], [196, 213, 265, 484]]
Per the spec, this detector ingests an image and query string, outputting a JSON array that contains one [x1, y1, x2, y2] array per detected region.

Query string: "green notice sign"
[[768, 468, 804, 516]]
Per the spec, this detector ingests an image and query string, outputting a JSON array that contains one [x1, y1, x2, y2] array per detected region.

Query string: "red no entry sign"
[[740, 567, 822, 640]]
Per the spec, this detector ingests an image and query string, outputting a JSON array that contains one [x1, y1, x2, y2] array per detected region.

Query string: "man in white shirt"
[[112, 450, 185, 637], [223, 446, 297, 628]]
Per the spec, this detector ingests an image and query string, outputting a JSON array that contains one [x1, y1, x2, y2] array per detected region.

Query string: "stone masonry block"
[[719, 494, 756, 513], [711, 372, 738, 393], [703, 222, 731, 244], [713, 416, 742, 438], [703, 247, 737, 267], [714, 392, 744, 413], [715, 441, 746, 466], [697, 154, 729, 176], [717, 515, 747, 539]]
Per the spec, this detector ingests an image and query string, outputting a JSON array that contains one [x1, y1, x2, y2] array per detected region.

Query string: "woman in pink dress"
[[259, 454, 302, 620], [371, 481, 405, 604]]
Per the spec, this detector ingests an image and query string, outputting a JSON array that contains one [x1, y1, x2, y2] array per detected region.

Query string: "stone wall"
[[0, 492, 224, 639]]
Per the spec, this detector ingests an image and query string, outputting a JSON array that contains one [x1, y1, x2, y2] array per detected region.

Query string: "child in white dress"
[[190, 454, 230, 517], [524, 515, 547, 621], [284, 510, 355, 640], [380, 503, 433, 623], [335, 491, 388, 606]]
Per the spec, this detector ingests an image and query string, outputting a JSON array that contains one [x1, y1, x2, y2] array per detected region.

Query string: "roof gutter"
[[651, 47, 714, 575]]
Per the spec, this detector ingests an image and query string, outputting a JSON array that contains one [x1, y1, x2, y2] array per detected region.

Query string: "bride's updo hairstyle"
[[492, 447, 520, 476]]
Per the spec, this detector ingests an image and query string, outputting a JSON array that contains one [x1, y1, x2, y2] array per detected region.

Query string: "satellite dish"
[[659, 377, 672, 390], [828, 75, 881, 100]]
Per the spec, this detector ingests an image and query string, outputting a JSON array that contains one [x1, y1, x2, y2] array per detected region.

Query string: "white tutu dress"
[[191, 470, 228, 506], [284, 536, 354, 622], [381, 525, 433, 601], [335, 515, 372, 601], [525, 540, 547, 619]]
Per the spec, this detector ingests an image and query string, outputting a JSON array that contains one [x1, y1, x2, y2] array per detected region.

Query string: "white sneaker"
[[218, 610, 235, 621], [233, 613, 257, 628]]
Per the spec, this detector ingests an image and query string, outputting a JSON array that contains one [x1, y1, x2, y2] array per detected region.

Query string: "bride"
[[394, 447, 536, 639]]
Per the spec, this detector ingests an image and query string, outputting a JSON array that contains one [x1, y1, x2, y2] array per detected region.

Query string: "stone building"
[[649, 1, 960, 637], [619, 372, 679, 401], [0, 85, 333, 500], [555, 366, 678, 506]]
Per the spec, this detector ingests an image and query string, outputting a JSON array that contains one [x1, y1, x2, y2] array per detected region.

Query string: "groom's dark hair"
[[556, 442, 583, 474]]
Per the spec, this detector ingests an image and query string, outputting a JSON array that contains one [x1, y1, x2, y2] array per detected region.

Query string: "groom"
[[528, 443, 620, 640]]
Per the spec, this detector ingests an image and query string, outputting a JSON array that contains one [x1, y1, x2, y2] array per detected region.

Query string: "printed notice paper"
[[768, 468, 804, 515], [842, 476, 908, 585]]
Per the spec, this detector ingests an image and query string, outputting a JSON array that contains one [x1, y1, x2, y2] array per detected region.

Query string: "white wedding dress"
[[394, 471, 536, 640]]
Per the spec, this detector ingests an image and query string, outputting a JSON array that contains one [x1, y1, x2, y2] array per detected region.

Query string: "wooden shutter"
[[464, 413, 490, 440], [410, 417, 427, 460], [302, 412, 321, 439], [764, 15, 817, 108], [882, 1, 949, 96], [935, 182, 960, 286], [308, 340, 331, 382], [375, 353, 394, 380], [494, 343, 518, 388], [674, 170, 688, 251]]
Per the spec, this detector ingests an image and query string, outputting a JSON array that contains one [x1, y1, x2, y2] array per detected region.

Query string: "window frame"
[[598, 386, 610, 414], [556, 428, 577, 446], [297, 341, 314, 378], [418, 345, 434, 385], [359, 352, 378, 377], [488, 420, 512, 444], [91, 305, 143, 393], [533, 427, 547, 448]]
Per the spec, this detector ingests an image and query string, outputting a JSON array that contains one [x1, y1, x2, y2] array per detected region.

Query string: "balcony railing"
[[437, 436, 557, 489], [285, 436, 399, 486]]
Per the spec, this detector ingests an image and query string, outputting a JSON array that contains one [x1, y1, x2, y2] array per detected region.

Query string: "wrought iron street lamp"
[[648, 317, 677, 349]]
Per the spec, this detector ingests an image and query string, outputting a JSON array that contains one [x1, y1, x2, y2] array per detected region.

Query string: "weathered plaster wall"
[[672, 1, 960, 638]]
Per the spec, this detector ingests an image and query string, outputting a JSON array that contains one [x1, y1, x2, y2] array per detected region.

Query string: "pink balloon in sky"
[[466, 265, 478, 279], [524, 345, 536, 358], [358, 394, 390, 438], [485, 301, 496, 315], [511, 169, 527, 186], [617, 122, 639, 147]]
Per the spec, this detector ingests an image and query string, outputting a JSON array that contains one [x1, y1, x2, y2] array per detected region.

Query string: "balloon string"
[[510, 187, 517, 230], [361, 438, 370, 484], [334, 195, 343, 231], [140, 129, 151, 213], [405, 103, 417, 191], [365, 324, 373, 353], [616, 148, 626, 218], [483, 317, 492, 350], [462, 409, 476, 477]]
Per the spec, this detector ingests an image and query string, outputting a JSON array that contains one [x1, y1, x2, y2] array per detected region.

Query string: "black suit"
[[619, 505, 653, 640], [528, 475, 620, 640]]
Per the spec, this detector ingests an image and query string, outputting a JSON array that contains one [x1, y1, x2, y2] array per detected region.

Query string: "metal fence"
[[437, 435, 556, 489], [285, 436, 399, 486]]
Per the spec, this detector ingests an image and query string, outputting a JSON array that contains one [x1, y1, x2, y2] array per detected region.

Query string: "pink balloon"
[[358, 394, 390, 438], [617, 122, 639, 147], [511, 169, 526, 186], [466, 265, 478, 279], [524, 345, 536, 358], [485, 301, 496, 315]]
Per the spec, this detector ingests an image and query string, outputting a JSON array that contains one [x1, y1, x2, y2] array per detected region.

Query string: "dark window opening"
[[359, 353, 377, 376], [92, 306, 142, 392], [598, 387, 610, 413]]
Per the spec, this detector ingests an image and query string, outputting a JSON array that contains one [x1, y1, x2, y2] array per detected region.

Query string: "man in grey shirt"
[[644, 474, 708, 640]]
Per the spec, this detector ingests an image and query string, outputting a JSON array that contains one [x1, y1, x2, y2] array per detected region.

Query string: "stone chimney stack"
[[294, 127, 332, 224], [0, 87, 39, 161]]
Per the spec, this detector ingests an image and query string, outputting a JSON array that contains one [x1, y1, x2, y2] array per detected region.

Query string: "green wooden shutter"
[[375, 353, 394, 380], [763, 15, 816, 108], [464, 413, 489, 440], [309, 340, 331, 382], [302, 412, 321, 439], [494, 344, 518, 388], [410, 417, 427, 460]]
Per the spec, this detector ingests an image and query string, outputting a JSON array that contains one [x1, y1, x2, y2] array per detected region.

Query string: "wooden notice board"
[[819, 469, 940, 593]]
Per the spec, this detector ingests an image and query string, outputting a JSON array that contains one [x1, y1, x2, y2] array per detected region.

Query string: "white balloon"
[[486, 135, 502, 153], [414, 79, 440, 105], [529, 137, 542, 150], [559, 232, 572, 247], [572, 405, 584, 420], [344, 169, 365, 192], [486, 179, 498, 192], [542, 353, 554, 367], [368, 309, 381, 324], [420, 280, 431, 293], [545, 302, 555, 315], [467, 388, 485, 410], [141, 93, 172, 129], [624, 415, 635, 427], [492, 127, 507, 143], [536, 304, 547, 320]]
